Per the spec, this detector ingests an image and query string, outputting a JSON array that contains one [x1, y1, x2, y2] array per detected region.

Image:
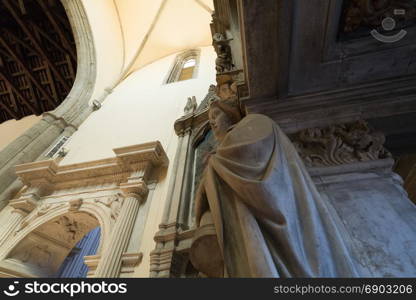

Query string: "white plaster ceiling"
[[114, 0, 214, 78]]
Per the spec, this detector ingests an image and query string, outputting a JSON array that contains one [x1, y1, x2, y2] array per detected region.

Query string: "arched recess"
[[0, 202, 110, 278], [0, 0, 97, 209]]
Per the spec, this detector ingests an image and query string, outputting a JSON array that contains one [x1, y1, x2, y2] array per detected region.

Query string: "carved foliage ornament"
[[291, 120, 391, 167]]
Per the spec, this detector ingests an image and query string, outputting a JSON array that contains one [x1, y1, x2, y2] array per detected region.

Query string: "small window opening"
[[165, 49, 200, 84], [178, 59, 196, 81]]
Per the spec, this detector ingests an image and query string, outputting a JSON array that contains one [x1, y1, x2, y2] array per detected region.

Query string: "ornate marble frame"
[[0, 142, 168, 278]]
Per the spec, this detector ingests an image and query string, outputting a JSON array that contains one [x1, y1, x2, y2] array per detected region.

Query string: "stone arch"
[[52, 0, 97, 126], [0, 201, 111, 278], [0, 0, 97, 210]]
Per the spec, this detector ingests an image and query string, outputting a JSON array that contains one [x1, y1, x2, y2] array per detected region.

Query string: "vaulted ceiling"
[[0, 0, 76, 124], [113, 0, 213, 78]]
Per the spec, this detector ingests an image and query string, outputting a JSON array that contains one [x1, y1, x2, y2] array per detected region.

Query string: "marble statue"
[[189, 98, 359, 278]]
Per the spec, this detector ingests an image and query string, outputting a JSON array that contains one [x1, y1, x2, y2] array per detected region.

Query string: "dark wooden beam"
[[1, 29, 37, 56], [2, 0, 71, 92], [1, 29, 59, 105], [31, 25, 59, 101], [37, 0, 76, 62], [0, 53, 19, 114], [0, 66, 39, 115], [17, 0, 26, 14], [0, 35, 57, 107], [0, 96, 18, 119], [29, 21, 74, 61]]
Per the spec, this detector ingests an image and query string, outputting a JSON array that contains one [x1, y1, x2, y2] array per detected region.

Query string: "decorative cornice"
[[174, 109, 209, 137], [84, 252, 143, 277], [245, 74, 416, 133], [119, 181, 148, 203], [15, 141, 168, 190], [113, 141, 168, 168]]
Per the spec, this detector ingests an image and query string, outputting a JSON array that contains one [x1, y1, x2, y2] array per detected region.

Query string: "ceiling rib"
[[120, 0, 169, 81]]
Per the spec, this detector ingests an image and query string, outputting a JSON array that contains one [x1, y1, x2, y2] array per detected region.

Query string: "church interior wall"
[[80, 0, 125, 102], [0, 116, 42, 152], [60, 46, 216, 166], [2, 0, 415, 279], [58, 46, 216, 276]]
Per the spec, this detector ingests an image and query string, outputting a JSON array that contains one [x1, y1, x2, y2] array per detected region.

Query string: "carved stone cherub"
[[213, 33, 234, 73]]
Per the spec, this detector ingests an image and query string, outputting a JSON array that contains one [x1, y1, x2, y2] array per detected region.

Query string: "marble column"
[[94, 182, 147, 278]]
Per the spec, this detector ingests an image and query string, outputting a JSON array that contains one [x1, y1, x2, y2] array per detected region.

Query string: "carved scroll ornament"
[[291, 120, 391, 167]]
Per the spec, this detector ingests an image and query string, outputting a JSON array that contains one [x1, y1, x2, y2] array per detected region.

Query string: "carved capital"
[[9, 197, 37, 216], [119, 181, 148, 202], [291, 120, 391, 168], [21, 180, 53, 199]]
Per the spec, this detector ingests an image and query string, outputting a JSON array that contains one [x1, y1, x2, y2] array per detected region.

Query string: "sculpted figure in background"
[[190, 97, 359, 278]]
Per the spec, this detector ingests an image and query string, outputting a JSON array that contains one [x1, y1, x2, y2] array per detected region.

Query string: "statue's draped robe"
[[195, 114, 358, 277]]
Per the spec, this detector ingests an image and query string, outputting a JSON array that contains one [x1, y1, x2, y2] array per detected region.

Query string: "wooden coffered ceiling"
[[0, 0, 76, 124]]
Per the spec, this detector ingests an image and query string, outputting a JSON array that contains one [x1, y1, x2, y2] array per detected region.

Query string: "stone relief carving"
[[213, 33, 234, 74], [94, 194, 124, 220], [16, 202, 66, 233], [16, 244, 52, 268], [68, 198, 83, 211], [54, 216, 80, 242], [110, 197, 123, 221], [291, 120, 391, 167], [342, 0, 416, 33], [184, 96, 198, 114], [216, 74, 238, 101]]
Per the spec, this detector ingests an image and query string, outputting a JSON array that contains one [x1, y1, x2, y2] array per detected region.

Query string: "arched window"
[[178, 58, 197, 81], [165, 49, 200, 84]]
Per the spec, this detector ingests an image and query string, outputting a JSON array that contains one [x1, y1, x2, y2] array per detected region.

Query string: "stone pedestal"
[[310, 159, 416, 276]]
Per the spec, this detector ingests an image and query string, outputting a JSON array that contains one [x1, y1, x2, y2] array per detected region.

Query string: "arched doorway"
[[56, 227, 101, 278], [0, 211, 101, 278]]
